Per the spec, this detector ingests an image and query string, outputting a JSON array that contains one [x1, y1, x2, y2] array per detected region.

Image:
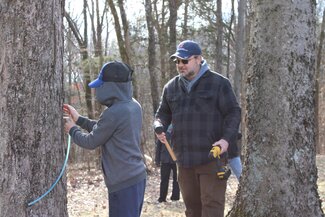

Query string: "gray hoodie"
[[69, 80, 146, 193]]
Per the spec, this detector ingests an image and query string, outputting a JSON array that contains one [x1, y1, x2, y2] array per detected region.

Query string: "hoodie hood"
[[95, 81, 133, 107]]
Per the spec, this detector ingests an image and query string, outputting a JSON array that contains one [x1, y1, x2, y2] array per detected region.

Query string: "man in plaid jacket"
[[155, 40, 241, 217]]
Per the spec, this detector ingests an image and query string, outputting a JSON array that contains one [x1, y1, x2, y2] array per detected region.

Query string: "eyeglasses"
[[173, 56, 197, 64]]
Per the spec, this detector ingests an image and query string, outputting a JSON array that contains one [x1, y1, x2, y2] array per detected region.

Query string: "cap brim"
[[88, 78, 104, 88], [170, 50, 192, 60]]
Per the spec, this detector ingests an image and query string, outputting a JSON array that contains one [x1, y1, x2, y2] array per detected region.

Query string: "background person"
[[155, 124, 180, 203]]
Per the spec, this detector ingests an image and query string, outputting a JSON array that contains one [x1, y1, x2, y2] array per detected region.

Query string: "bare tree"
[[234, 0, 246, 101], [0, 0, 67, 216], [145, 0, 161, 113], [225, 0, 235, 78], [228, 1, 324, 216], [107, 0, 130, 65], [65, 0, 94, 119], [215, 0, 223, 73], [153, 0, 169, 86], [168, 0, 181, 79]]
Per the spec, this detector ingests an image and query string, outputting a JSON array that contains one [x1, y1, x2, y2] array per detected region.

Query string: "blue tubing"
[[28, 135, 71, 207]]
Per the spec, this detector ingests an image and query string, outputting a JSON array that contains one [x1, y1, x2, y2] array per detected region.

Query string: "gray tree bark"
[[215, 0, 223, 73], [0, 0, 67, 217], [145, 0, 161, 113], [228, 1, 324, 216], [316, 7, 325, 154], [234, 0, 246, 101]]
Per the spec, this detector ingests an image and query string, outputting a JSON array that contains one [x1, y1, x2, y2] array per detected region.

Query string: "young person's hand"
[[63, 104, 80, 123], [64, 117, 76, 133]]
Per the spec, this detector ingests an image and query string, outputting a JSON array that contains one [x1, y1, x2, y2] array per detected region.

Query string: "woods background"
[[63, 0, 325, 165]]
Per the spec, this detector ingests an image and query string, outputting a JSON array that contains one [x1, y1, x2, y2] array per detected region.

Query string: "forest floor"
[[67, 155, 325, 217]]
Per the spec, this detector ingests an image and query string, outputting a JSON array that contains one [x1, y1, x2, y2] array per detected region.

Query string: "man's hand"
[[63, 104, 80, 123], [212, 139, 229, 154], [209, 145, 222, 159]]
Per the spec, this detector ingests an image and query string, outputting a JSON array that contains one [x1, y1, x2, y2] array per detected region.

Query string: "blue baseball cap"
[[88, 61, 133, 88], [170, 40, 202, 60]]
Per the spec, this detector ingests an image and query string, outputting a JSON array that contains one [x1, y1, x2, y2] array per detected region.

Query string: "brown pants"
[[178, 161, 227, 217]]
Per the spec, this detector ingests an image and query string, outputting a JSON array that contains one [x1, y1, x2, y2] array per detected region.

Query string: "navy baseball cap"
[[170, 40, 202, 60], [88, 61, 133, 88]]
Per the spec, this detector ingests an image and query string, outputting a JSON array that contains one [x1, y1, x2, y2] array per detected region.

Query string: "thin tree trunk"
[[226, 0, 235, 78], [107, 0, 129, 64], [216, 0, 223, 73], [145, 0, 160, 113], [234, 0, 246, 101], [153, 0, 168, 86], [181, 0, 190, 40], [168, 0, 179, 79]]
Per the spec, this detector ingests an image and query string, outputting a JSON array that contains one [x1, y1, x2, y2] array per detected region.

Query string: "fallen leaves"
[[67, 156, 325, 217]]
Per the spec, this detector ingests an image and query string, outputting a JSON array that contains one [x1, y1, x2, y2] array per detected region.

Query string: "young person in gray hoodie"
[[63, 61, 146, 217]]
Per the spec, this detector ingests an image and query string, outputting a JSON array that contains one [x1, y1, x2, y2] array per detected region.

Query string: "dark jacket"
[[155, 130, 175, 165], [155, 70, 241, 167]]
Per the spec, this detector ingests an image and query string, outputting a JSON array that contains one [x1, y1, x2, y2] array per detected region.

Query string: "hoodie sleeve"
[[69, 111, 116, 150], [76, 116, 97, 132]]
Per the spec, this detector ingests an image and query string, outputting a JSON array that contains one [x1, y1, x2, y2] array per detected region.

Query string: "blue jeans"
[[228, 156, 242, 181], [108, 178, 146, 217]]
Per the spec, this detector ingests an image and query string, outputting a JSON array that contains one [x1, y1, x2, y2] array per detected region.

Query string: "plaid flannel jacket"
[[155, 70, 241, 167]]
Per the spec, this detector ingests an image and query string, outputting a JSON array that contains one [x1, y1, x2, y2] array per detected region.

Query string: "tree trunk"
[[153, 0, 168, 86], [181, 0, 190, 40], [108, 0, 129, 64], [226, 0, 235, 78], [168, 0, 179, 79], [0, 1, 67, 216], [316, 7, 325, 154], [234, 0, 246, 101], [228, 1, 324, 216], [145, 0, 160, 113], [215, 0, 223, 73]]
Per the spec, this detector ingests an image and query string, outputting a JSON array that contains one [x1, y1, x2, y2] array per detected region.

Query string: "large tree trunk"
[[228, 1, 324, 217], [0, 1, 67, 217], [316, 7, 325, 154]]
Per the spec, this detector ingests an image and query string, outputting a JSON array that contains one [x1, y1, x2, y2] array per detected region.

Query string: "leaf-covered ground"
[[67, 155, 325, 217]]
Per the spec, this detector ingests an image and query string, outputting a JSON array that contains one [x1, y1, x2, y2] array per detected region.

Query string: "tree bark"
[[316, 7, 325, 154], [153, 0, 168, 86], [234, 0, 246, 101], [145, 0, 160, 113], [215, 0, 223, 73], [0, 0, 67, 216], [168, 0, 179, 79], [228, 1, 324, 216], [107, 0, 129, 64]]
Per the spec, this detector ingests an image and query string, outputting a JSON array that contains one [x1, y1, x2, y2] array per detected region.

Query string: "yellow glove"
[[208, 145, 222, 159]]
